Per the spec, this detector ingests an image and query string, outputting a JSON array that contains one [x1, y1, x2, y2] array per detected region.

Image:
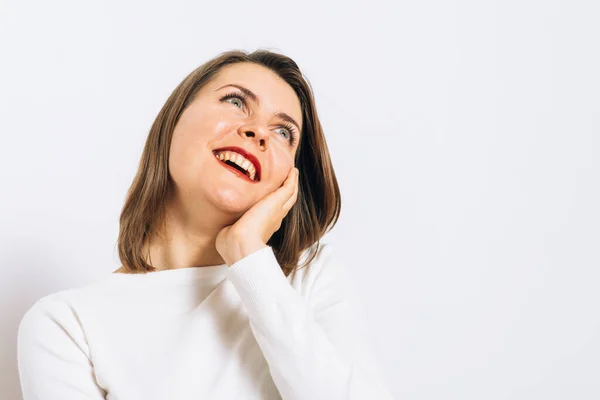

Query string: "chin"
[[209, 188, 254, 214]]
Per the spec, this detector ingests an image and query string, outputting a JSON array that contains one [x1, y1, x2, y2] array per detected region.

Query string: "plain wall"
[[1, 0, 598, 399]]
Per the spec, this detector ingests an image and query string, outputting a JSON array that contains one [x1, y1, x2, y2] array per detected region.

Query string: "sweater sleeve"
[[17, 296, 107, 399], [225, 243, 394, 400]]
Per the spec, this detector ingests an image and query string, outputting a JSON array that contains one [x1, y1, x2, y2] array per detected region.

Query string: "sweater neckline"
[[108, 263, 230, 284]]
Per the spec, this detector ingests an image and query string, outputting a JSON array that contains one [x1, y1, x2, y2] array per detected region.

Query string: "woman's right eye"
[[220, 93, 247, 110], [227, 97, 243, 109]]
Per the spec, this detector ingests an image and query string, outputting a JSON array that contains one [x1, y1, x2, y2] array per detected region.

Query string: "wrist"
[[224, 240, 267, 266]]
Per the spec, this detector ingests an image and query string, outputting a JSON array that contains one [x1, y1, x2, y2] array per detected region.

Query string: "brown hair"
[[115, 49, 341, 278]]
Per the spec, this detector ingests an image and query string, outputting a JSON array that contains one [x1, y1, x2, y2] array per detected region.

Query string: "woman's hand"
[[216, 167, 299, 266]]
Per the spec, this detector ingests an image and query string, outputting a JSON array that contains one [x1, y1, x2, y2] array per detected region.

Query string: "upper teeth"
[[214, 151, 257, 181]]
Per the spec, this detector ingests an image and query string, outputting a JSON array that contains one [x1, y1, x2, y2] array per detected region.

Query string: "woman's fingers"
[[282, 168, 299, 210]]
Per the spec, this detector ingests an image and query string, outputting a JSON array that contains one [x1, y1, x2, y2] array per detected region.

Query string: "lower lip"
[[214, 156, 258, 183]]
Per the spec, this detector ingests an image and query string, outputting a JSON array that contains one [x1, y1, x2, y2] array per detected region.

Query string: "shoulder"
[[18, 289, 81, 339], [17, 291, 88, 368], [17, 280, 111, 346]]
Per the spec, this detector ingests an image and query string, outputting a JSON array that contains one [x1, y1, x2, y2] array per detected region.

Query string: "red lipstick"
[[212, 146, 261, 182]]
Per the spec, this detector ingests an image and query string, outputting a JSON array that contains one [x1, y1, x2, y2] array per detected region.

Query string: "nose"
[[238, 123, 270, 150]]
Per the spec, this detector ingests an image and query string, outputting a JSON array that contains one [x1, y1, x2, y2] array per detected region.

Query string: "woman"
[[17, 49, 393, 399]]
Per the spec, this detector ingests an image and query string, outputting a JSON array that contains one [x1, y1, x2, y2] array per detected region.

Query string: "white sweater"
[[17, 243, 393, 399]]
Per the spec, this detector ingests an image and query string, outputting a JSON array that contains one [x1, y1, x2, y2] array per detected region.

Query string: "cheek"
[[270, 153, 295, 185], [178, 102, 228, 144], [168, 120, 214, 185], [167, 134, 192, 190], [170, 110, 226, 163]]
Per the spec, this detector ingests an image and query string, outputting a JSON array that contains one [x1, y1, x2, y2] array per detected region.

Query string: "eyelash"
[[219, 91, 298, 147]]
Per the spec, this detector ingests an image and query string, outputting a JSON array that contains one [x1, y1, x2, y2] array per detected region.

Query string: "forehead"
[[208, 63, 303, 130]]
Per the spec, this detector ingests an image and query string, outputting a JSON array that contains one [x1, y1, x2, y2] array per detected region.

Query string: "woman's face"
[[168, 62, 303, 218]]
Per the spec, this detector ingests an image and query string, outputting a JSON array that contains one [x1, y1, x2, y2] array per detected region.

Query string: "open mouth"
[[223, 159, 253, 179], [212, 147, 261, 182], [214, 154, 259, 183], [224, 160, 247, 175]]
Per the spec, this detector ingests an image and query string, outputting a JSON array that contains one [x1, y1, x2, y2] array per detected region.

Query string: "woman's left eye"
[[275, 126, 291, 139]]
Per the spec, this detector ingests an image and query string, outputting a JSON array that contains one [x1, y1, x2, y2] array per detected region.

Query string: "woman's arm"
[[226, 243, 394, 400], [17, 297, 107, 399]]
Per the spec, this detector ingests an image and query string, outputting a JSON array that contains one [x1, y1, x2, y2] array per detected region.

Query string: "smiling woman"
[[17, 49, 393, 399], [121, 55, 335, 277]]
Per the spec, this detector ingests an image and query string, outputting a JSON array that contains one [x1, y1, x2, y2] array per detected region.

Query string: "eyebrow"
[[215, 84, 301, 133]]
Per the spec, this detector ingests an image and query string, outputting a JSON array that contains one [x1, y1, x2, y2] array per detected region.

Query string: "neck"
[[142, 198, 240, 271]]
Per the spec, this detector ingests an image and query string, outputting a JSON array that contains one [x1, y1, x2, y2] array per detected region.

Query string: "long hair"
[[116, 49, 341, 278]]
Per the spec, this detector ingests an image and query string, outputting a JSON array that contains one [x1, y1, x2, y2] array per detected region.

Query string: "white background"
[[1, 0, 599, 399]]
